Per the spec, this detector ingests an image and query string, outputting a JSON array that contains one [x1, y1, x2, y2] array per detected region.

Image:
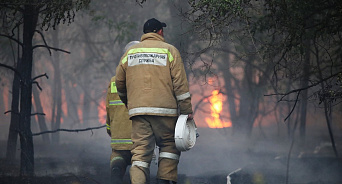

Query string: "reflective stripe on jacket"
[[115, 33, 193, 117], [106, 76, 132, 150]]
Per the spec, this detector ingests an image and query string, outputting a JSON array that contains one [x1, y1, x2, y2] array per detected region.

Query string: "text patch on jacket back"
[[128, 52, 167, 66]]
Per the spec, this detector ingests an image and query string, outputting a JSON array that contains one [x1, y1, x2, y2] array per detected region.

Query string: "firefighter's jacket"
[[115, 33, 193, 118], [106, 76, 132, 150]]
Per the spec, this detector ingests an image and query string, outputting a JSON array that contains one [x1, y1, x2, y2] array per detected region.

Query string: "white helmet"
[[174, 115, 197, 152], [124, 41, 140, 52]]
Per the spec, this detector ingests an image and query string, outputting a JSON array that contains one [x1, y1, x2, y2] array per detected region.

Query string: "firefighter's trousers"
[[130, 115, 180, 184], [110, 150, 131, 184]]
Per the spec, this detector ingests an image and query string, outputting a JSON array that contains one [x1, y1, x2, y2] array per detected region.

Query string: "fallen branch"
[[32, 124, 106, 136]]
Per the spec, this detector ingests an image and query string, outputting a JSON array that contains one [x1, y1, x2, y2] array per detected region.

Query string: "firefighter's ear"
[[157, 29, 163, 37]]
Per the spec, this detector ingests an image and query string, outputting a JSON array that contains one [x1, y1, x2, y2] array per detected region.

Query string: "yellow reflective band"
[[106, 123, 110, 130], [111, 139, 133, 144], [109, 100, 124, 106], [122, 55, 128, 64], [111, 82, 117, 93], [122, 48, 174, 64]]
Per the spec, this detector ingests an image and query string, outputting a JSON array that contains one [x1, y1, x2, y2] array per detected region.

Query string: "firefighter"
[[115, 18, 193, 184], [106, 41, 139, 184]]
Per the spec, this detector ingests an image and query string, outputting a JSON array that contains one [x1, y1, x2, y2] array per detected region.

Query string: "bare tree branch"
[[32, 125, 106, 136], [32, 73, 49, 81], [32, 81, 42, 91], [31, 73, 49, 91], [192, 94, 211, 116], [0, 34, 23, 47], [264, 72, 341, 100], [4, 110, 20, 115], [32, 45, 71, 54], [135, 0, 146, 6], [34, 30, 52, 55], [0, 63, 22, 80], [284, 91, 301, 122], [31, 112, 45, 116]]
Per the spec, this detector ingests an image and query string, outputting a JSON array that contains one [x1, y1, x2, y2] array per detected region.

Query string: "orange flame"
[[98, 96, 106, 125], [61, 89, 68, 119], [205, 90, 232, 128], [78, 93, 84, 124]]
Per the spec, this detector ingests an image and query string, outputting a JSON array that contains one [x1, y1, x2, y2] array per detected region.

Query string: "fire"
[[78, 93, 84, 124], [205, 90, 232, 128], [61, 89, 68, 119], [98, 96, 106, 125]]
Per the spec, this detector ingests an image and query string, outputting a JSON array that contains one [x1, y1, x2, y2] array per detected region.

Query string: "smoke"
[[0, 1, 342, 183], [1, 121, 341, 183], [178, 127, 342, 183]]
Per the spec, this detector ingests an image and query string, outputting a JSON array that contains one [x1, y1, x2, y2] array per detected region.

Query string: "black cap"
[[143, 18, 167, 34]]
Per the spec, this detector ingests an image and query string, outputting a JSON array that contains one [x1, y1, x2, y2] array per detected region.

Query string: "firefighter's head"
[[143, 18, 166, 36]]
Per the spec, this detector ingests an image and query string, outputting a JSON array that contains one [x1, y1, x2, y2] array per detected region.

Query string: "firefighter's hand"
[[187, 113, 193, 120]]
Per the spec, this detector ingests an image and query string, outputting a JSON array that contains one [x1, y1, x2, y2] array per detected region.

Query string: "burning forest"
[[1, 0, 342, 184]]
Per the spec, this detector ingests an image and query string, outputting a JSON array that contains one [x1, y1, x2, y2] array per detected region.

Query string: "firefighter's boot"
[[111, 159, 127, 184]]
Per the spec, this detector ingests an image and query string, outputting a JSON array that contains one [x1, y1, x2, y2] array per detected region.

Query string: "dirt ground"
[[1, 126, 342, 184]]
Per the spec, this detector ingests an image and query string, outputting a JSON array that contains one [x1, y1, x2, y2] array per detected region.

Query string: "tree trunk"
[[19, 5, 38, 176], [222, 59, 238, 133], [314, 40, 339, 157], [82, 88, 91, 126], [239, 62, 259, 136], [64, 81, 80, 125], [51, 28, 62, 143], [32, 85, 50, 143], [6, 60, 21, 161], [222, 58, 255, 135], [299, 40, 311, 141], [323, 101, 338, 157]]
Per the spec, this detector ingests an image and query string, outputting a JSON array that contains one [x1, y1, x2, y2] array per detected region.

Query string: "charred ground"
[[1, 127, 342, 184]]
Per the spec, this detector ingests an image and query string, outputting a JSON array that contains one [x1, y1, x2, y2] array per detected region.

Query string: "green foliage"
[[257, 0, 342, 48], [187, 0, 247, 39], [39, 0, 91, 30], [0, 0, 91, 31], [189, 0, 244, 18], [185, 0, 342, 107], [316, 72, 342, 105]]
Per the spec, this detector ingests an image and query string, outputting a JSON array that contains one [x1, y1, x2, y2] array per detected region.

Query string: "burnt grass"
[[1, 127, 342, 184]]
